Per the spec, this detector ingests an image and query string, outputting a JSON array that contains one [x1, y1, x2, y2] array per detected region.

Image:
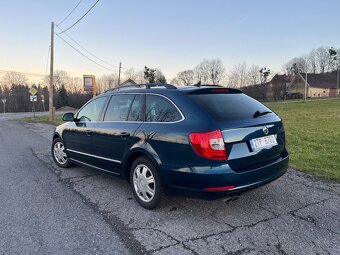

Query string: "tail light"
[[189, 130, 227, 161]]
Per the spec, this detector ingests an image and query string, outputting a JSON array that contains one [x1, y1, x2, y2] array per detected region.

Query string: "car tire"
[[51, 137, 73, 168], [130, 156, 162, 210]]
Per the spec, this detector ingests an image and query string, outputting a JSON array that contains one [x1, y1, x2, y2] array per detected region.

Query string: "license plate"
[[250, 135, 278, 151]]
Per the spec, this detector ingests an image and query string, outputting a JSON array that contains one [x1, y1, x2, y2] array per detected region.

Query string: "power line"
[[57, 0, 84, 26], [57, 0, 100, 35], [55, 24, 119, 68], [55, 33, 118, 72], [0, 69, 48, 77], [0, 69, 125, 82]]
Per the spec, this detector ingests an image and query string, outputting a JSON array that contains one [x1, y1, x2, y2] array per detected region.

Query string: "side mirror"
[[62, 112, 74, 122]]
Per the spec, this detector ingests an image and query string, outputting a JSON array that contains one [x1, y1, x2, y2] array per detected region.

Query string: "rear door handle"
[[120, 132, 130, 138], [86, 129, 93, 136]]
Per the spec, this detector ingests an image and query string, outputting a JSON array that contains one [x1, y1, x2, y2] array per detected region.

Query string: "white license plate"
[[250, 135, 278, 151]]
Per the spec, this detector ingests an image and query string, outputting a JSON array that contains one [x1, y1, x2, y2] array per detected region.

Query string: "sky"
[[0, 0, 339, 83]]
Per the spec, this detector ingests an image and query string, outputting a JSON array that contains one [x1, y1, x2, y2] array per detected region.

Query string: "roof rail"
[[103, 83, 177, 93]]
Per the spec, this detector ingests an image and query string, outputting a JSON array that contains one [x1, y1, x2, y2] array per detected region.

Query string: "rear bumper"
[[161, 153, 289, 200]]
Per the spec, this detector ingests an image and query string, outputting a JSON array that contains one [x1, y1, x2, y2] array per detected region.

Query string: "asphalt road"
[[1, 113, 339, 254]]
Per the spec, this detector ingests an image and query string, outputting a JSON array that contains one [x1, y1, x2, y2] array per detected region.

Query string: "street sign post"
[[41, 95, 45, 112], [83, 75, 96, 97], [29, 86, 38, 118], [1, 99, 6, 114], [30, 95, 37, 102]]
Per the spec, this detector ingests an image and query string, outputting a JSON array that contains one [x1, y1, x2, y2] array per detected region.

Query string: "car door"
[[62, 96, 108, 165], [90, 94, 143, 173]]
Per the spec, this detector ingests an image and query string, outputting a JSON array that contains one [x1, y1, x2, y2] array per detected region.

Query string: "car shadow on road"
[[33, 146, 340, 255]]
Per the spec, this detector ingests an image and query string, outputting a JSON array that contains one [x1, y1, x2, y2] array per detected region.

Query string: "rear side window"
[[128, 95, 142, 121], [189, 93, 272, 121], [146, 95, 182, 122], [104, 94, 134, 121]]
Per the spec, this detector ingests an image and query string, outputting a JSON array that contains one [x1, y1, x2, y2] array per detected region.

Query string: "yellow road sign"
[[29, 87, 38, 95]]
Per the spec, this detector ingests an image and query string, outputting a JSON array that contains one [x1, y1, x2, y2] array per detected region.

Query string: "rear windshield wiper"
[[253, 110, 272, 118]]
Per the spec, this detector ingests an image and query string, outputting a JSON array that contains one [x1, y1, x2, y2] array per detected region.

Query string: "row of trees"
[[282, 46, 340, 74], [0, 72, 92, 112], [171, 59, 226, 86]]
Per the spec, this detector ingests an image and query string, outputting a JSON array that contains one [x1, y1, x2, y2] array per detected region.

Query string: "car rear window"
[[189, 93, 272, 121]]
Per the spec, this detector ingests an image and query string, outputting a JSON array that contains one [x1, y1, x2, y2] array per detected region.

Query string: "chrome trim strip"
[[228, 181, 263, 191], [69, 158, 120, 175], [222, 124, 275, 143], [67, 149, 121, 163]]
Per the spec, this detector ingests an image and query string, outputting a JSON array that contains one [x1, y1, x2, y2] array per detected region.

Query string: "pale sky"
[[0, 0, 339, 83]]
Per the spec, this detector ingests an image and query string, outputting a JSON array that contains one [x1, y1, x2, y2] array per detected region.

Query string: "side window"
[[146, 95, 182, 122], [104, 94, 135, 121], [76, 96, 108, 122], [127, 95, 142, 121]]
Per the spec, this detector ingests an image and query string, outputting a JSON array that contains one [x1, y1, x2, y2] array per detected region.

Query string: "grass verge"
[[266, 99, 340, 182], [18, 115, 64, 126]]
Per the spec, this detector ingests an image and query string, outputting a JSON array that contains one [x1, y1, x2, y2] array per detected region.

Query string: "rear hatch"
[[188, 88, 286, 172]]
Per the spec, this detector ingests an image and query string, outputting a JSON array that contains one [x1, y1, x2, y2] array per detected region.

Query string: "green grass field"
[[19, 99, 340, 182], [266, 99, 340, 182]]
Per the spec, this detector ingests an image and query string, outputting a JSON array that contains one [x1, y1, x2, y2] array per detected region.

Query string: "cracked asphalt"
[[1, 115, 339, 254]]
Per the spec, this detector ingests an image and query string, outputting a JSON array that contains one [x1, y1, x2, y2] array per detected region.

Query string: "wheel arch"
[[52, 132, 62, 141], [122, 147, 161, 182]]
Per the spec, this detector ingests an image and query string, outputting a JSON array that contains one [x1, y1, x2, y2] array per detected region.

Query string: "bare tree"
[[43, 70, 71, 91], [68, 77, 83, 93], [283, 57, 309, 75], [307, 48, 318, 73], [227, 63, 246, 87], [177, 70, 194, 85], [247, 64, 261, 85], [170, 77, 180, 85], [194, 60, 210, 84], [227, 63, 260, 87], [2, 71, 28, 86], [210, 59, 226, 85], [97, 74, 118, 92], [124, 68, 138, 81], [315, 46, 329, 73], [135, 70, 146, 84], [155, 69, 166, 83], [194, 59, 225, 85]]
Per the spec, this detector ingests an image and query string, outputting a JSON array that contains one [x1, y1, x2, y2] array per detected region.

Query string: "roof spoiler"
[[186, 87, 242, 95]]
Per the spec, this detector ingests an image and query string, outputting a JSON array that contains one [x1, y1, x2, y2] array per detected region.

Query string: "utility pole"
[[2, 99, 6, 114], [49, 22, 55, 121], [337, 68, 339, 98], [118, 62, 121, 87], [93, 77, 97, 98], [304, 73, 308, 102]]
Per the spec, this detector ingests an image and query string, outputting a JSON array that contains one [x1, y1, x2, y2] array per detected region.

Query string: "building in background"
[[120, 79, 136, 86], [287, 73, 339, 98], [270, 74, 293, 100]]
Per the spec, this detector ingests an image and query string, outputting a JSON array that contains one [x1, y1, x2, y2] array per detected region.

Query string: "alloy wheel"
[[132, 164, 156, 202], [53, 141, 68, 165]]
